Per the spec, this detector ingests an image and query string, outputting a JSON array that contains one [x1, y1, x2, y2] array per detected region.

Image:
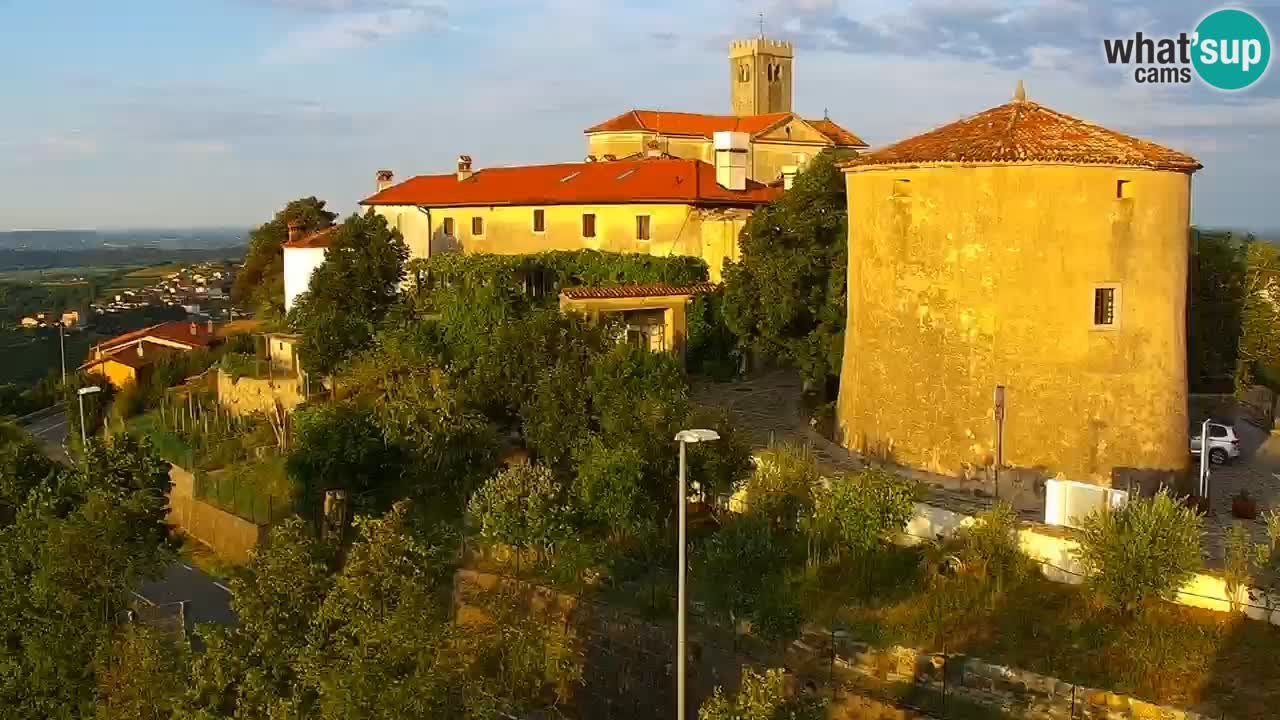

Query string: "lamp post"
[[674, 428, 720, 720], [77, 385, 101, 453], [59, 323, 67, 384]]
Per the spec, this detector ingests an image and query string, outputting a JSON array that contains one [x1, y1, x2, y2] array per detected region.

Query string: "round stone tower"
[[835, 86, 1201, 488]]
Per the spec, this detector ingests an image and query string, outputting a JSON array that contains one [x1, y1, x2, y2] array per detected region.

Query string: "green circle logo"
[[1193, 8, 1271, 90]]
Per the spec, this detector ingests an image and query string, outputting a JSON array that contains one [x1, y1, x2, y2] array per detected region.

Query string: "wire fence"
[[194, 464, 293, 526]]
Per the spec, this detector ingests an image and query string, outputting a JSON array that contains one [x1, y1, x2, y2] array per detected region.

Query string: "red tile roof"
[[97, 320, 220, 355], [81, 341, 176, 371], [584, 110, 866, 148], [360, 158, 781, 208], [845, 99, 1201, 173], [808, 118, 868, 148], [283, 226, 337, 249], [560, 282, 720, 300], [585, 110, 791, 138]]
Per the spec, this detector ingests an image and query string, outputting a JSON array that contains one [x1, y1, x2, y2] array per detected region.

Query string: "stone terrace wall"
[[216, 369, 304, 418], [166, 464, 266, 564]]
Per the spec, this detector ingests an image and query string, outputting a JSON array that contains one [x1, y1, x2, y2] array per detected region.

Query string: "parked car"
[[1190, 422, 1241, 465]]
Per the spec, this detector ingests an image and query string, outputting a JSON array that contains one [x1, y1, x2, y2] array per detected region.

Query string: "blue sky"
[[1, 0, 1278, 231]]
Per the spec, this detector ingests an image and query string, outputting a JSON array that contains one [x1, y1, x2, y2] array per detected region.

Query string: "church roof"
[[283, 226, 337, 249], [585, 110, 866, 147], [360, 158, 781, 208], [845, 95, 1200, 173]]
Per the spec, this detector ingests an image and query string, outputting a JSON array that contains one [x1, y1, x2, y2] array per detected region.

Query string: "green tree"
[[809, 467, 915, 568], [93, 625, 188, 720], [468, 464, 572, 557], [290, 211, 409, 376], [1073, 490, 1202, 613], [0, 422, 58, 526], [1187, 229, 1246, 391], [723, 152, 847, 391], [699, 513, 793, 632], [1237, 237, 1280, 392], [571, 434, 647, 538], [286, 401, 406, 521], [0, 435, 173, 719], [232, 197, 338, 322]]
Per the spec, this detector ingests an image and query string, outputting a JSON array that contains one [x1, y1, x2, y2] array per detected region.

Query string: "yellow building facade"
[[836, 93, 1201, 486], [362, 157, 776, 283], [371, 200, 752, 283]]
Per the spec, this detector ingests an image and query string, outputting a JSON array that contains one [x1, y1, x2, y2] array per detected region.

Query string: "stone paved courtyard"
[[693, 370, 1280, 567]]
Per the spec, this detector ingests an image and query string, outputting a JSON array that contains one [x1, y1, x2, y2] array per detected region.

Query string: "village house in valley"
[[835, 84, 1201, 488], [81, 320, 225, 387]]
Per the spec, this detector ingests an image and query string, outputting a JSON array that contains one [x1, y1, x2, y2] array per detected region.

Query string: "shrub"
[[741, 441, 819, 529], [810, 467, 915, 564], [955, 501, 1030, 590], [700, 513, 787, 627], [1073, 490, 1203, 613], [570, 434, 646, 538], [219, 352, 258, 381], [468, 464, 572, 557], [699, 667, 825, 720]]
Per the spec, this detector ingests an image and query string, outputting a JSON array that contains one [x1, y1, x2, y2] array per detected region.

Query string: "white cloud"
[[264, 0, 448, 63]]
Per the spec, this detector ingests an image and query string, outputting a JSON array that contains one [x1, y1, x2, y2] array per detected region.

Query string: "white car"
[[1190, 422, 1241, 465]]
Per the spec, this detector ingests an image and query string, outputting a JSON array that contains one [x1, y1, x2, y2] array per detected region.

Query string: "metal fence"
[[194, 467, 293, 526]]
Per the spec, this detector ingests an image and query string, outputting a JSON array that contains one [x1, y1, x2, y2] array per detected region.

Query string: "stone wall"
[[815, 634, 1216, 720], [166, 464, 266, 564], [898, 500, 1280, 624], [215, 369, 304, 418]]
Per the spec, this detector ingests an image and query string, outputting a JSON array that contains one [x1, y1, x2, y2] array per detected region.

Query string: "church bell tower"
[[729, 36, 794, 116]]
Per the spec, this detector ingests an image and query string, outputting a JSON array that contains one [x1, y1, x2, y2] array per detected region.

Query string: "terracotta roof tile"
[[845, 99, 1201, 173], [807, 118, 868, 148], [81, 341, 176, 371], [361, 158, 781, 207], [585, 110, 792, 138], [97, 320, 219, 354], [559, 283, 719, 300], [283, 226, 337, 249]]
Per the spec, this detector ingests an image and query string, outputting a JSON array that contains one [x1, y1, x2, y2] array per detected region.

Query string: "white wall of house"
[[283, 246, 328, 314]]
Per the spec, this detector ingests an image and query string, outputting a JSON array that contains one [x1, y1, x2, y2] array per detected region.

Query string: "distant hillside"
[[0, 228, 247, 251], [0, 246, 245, 273]]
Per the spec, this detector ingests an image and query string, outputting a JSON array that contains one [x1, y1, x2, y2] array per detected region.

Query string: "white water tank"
[[1044, 479, 1128, 529], [713, 131, 749, 191]]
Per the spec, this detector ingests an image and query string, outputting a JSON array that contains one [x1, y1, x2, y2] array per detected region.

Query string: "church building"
[[354, 35, 864, 282]]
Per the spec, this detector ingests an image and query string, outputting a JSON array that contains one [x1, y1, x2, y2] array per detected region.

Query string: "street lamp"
[[77, 385, 101, 452], [674, 427, 719, 720]]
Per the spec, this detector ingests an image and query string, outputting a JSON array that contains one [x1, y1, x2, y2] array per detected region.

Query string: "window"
[[1092, 285, 1119, 327], [1209, 425, 1229, 439], [738, 63, 750, 82], [471, 217, 484, 236], [1117, 179, 1133, 199], [635, 214, 651, 241], [582, 213, 596, 238], [533, 209, 545, 233], [442, 217, 455, 236]]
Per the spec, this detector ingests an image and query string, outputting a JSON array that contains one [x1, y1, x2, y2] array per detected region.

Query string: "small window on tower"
[[1092, 285, 1120, 327], [1116, 179, 1133, 199], [738, 63, 750, 82]]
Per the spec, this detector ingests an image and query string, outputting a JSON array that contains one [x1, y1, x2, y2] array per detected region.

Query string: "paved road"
[[138, 562, 237, 630], [22, 409, 71, 464], [16, 410, 237, 628]]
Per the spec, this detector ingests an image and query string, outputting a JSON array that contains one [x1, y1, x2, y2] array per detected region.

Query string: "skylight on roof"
[[559, 171, 582, 183], [616, 169, 637, 180]]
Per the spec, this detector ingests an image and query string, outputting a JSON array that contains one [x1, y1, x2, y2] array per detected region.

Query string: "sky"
[[0, 0, 1278, 232]]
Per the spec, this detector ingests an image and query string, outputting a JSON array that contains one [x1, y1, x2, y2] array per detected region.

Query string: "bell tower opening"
[[729, 36, 793, 116]]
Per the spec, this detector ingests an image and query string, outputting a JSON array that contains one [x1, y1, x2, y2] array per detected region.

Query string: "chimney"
[[712, 131, 749, 191], [287, 221, 303, 245], [781, 165, 798, 190], [189, 321, 198, 336], [137, 343, 144, 359], [206, 319, 214, 334], [457, 155, 473, 182], [644, 138, 663, 159], [376, 169, 394, 192]]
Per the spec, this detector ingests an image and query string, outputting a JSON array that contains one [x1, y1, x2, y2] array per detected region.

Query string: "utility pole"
[[59, 323, 66, 383], [993, 385, 1006, 499]]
